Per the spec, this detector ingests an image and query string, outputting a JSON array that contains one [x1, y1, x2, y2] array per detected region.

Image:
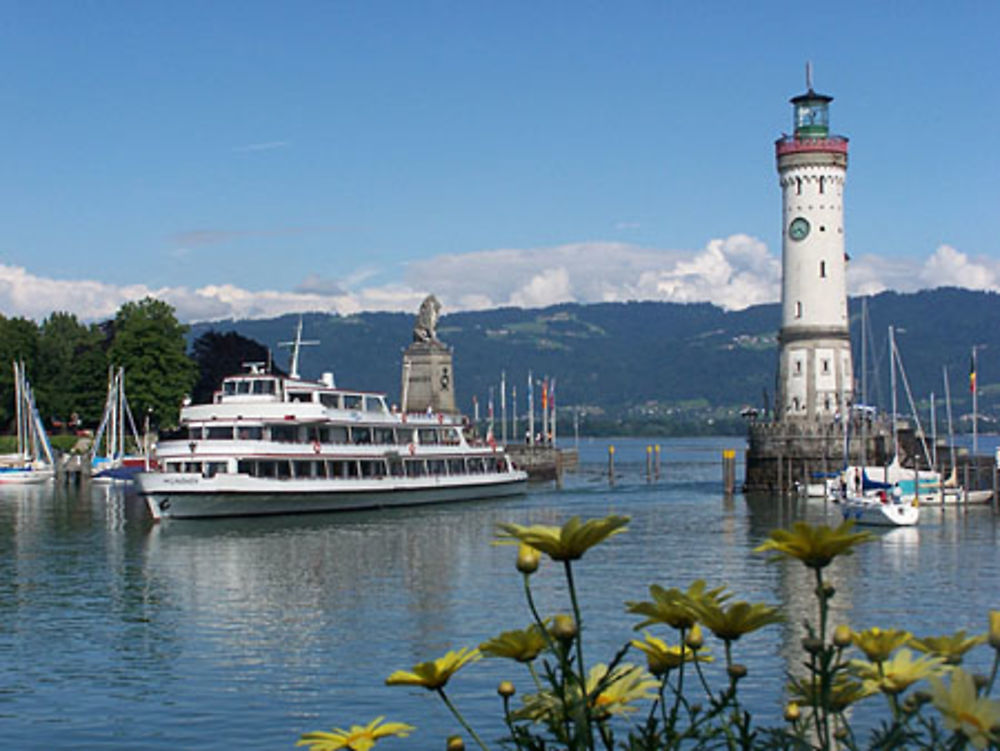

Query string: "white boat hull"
[[138, 471, 528, 520], [0, 466, 55, 484], [839, 497, 919, 527]]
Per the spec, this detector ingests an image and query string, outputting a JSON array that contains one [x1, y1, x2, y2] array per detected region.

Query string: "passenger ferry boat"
[[136, 349, 527, 520]]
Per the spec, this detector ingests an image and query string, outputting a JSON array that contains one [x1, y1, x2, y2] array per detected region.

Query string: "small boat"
[[136, 323, 528, 520], [90, 367, 147, 484], [839, 490, 920, 527], [0, 361, 56, 484]]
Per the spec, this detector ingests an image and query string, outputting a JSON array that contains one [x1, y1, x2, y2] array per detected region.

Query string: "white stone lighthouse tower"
[[775, 77, 852, 421]]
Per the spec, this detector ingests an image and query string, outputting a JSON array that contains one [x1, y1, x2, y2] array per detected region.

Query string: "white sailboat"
[[90, 366, 147, 483], [0, 361, 56, 484]]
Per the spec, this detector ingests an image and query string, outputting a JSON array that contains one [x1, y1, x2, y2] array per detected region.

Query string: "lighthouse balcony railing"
[[775, 135, 849, 156]]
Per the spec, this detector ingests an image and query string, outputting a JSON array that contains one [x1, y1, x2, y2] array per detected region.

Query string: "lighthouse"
[[774, 77, 852, 421]]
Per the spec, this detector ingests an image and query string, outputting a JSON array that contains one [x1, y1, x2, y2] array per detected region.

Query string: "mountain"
[[188, 288, 1000, 434]]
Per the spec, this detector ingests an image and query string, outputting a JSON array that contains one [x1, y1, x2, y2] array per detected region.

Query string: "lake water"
[[2, 436, 999, 749]]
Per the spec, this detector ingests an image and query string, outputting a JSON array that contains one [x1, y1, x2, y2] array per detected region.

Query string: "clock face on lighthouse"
[[789, 216, 810, 241]]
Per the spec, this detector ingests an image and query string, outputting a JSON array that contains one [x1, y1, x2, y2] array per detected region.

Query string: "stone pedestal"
[[401, 341, 456, 414]]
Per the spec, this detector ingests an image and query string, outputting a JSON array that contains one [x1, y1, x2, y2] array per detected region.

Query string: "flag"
[[970, 355, 977, 394], [541, 378, 548, 410]]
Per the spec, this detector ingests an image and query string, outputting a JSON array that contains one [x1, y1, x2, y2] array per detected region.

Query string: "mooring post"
[[608, 445, 615, 486], [723, 449, 735, 495], [654, 444, 661, 480], [645, 445, 652, 482]]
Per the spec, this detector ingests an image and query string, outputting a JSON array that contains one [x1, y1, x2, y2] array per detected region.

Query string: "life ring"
[[408, 442, 416, 456], [312, 440, 322, 454]]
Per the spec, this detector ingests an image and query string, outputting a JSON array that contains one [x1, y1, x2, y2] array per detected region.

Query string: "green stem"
[[437, 687, 490, 751], [501, 694, 525, 751], [523, 574, 556, 654], [527, 661, 544, 692], [562, 559, 595, 751], [987, 649, 1000, 695]]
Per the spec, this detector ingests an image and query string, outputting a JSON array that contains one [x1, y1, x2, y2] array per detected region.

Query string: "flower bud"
[[551, 614, 577, 643], [727, 663, 748, 681], [516, 543, 541, 575], [989, 610, 1000, 651], [801, 636, 823, 655], [685, 623, 704, 650], [497, 680, 516, 698], [783, 702, 800, 722], [833, 624, 852, 648], [446, 736, 466, 751], [974, 673, 990, 692]]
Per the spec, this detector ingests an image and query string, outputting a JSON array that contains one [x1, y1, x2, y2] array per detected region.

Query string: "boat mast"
[[889, 326, 898, 460], [972, 345, 979, 456], [278, 317, 319, 380], [944, 365, 957, 474]]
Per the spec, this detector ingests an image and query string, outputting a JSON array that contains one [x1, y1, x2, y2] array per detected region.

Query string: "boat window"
[[373, 427, 395, 445], [447, 458, 465, 475], [237, 460, 254, 475], [206, 426, 232, 440], [396, 427, 414, 444], [427, 459, 446, 476], [364, 396, 385, 413], [205, 462, 227, 477], [441, 428, 461, 445], [183, 462, 203, 473], [293, 460, 315, 479], [405, 460, 426, 478], [360, 460, 386, 478], [315, 427, 330, 443], [328, 425, 348, 444], [257, 461, 277, 478], [237, 380, 251, 394], [387, 458, 405, 477], [237, 426, 263, 440], [269, 424, 297, 443], [351, 427, 372, 445], [223, 381, 236, 396], [467, 457, 486, 474], [320, 393, 341, 408], [187, 427, 203, 440], [418, 428, 438, 445], [288, 391, 313, 403], [343, 394, 363, 410], [277, 461, 292, 479], [253, 380, 275, 395]]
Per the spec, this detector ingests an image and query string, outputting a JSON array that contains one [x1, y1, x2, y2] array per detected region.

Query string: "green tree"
[[0, 316, 41, 430], [107, 298, 197, 429], [190, 330, 283, 404], [35, 312, 108, 429]]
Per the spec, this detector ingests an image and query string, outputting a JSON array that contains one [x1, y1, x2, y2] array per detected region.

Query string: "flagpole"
[[500, 370, 507, 445], [972, 346, 978, 456], [527, 371, 534, 446]]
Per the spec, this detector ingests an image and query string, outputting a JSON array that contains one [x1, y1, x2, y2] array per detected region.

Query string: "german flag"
[[970, 354, 977, 394]]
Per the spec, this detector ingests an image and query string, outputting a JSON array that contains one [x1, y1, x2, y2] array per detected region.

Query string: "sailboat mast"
[[889, 326, 898, 459], [944, 365, 957, 473], [972, 345, 979, 456]]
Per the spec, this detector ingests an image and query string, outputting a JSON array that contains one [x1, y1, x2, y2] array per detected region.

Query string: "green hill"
[[190, 288, 1000, 435]]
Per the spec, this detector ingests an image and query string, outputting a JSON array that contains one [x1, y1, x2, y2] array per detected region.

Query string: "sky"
[[1, 1, 998, 323]]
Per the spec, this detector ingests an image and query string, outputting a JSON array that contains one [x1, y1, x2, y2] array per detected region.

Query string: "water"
[[1, 436, 999, 749]]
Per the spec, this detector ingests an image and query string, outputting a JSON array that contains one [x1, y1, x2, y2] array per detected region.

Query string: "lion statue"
[[412, 294, 442, 343]]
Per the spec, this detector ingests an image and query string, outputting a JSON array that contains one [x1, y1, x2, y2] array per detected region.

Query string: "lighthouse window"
[[795, 178, 802, 195], [794, 360, 802, 375], [820, 261, 826, 278], [822, 360, 830, 374], [795, 301, 803, 318], [819, 177, 825, 194]]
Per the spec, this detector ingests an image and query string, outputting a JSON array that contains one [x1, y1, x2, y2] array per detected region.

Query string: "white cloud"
[[3, 238, 997, 324]]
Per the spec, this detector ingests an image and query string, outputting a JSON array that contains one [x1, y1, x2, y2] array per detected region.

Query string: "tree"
[[0, 316, 41, 430], [107, 298, 197, 429], [190, 330, 283, 404], [35, 312, 108, 429]]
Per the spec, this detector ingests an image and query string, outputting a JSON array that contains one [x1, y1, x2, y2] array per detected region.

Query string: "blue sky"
[[1, 1, 998, 322]]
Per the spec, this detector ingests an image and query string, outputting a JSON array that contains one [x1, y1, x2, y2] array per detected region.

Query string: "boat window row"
[[222, 378, 278, 396], [165, 456, 508, 479], [188, 424, 462, 446]]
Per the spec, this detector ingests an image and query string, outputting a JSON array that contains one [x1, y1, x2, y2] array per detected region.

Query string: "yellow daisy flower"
[[989, 610, 1000, 651], [385, 647, 480, 691], [297, 716, 414, 751], [909, 630, 986, 665], [852, 627, 911, 663], [690, 597, 783, 642], [495, 515, 629, 561], [631, 631, 712, 676], [513, 663, 657, 723], [850, 649, 945, 696], [930, 667, 1000, 749], [626, 580, 730, 631], [754, 521, 873, 570], [479, 624, 548, 663], [787, 673, 874, 712]]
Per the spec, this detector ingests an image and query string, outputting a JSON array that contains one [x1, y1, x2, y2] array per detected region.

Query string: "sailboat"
[[0, 361, 56, 484], [90, 366, 147, 483]]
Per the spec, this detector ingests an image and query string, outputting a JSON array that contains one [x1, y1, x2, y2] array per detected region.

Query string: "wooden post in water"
[[608, 445, 615, 486], [654, 444, 661, 480], [645, 445, 652, 482], [723, 449, 736, 495], [992, 464, 998, 515]]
